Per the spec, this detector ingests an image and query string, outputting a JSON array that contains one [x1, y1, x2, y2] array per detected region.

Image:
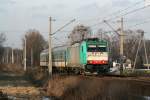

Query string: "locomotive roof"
[[83, 38, 108, 42], [40, 38, 108, 54]]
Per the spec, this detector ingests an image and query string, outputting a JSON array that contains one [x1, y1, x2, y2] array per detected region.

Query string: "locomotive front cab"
[[87, 42, 108, 65], [84, 38, 109, 73]]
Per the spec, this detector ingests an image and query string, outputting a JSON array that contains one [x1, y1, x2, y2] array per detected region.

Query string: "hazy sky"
[[0, 0, 150, 48]]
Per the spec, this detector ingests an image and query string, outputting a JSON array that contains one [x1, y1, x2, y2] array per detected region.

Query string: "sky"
[[0, 0, 150, 48]]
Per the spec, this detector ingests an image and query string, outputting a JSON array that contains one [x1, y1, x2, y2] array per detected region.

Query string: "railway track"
[[45, 71, 150, 86], [79, 74, 150, 86], [50, 72, 150, 84]]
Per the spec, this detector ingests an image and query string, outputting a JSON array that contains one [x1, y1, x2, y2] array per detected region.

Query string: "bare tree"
[[95, 29, 149, 68], [109, 29, 149, 68], [0, 33, 6, 45], [22, 29, 46, 66], [13, 49, 23, 64], [68, 25, 91, 45], [96, 29, 112, 41], [0, 33, 6, 63]]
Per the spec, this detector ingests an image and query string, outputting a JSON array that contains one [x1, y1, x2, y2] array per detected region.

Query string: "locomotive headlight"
[[103, 61, 105, 63], [97, 53, 98, 55], [103, 61, 107, 64], [90, 61, 93, 64], [88, 61, 92, 64]]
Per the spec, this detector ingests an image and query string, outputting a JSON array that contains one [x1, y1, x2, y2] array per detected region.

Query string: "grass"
[[123, 69, 150, 76], [0, 64, 24, 74], [46, 75, 150, 100], [26, 66, 49, 86]]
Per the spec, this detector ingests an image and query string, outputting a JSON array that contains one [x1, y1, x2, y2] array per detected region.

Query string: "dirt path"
[[0, 72, 42, 99]]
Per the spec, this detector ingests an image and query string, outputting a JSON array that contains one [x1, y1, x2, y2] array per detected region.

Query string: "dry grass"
[[0, 87, 40, 96], [26, 67, 48, 86], [0, 64, 24, 74], [46, 76, 110, 100], [46, 75, 81, 97], [46, 76, 150, 100]]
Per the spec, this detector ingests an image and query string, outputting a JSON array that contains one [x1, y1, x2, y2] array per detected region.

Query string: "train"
[[40, 38, 110, 74]]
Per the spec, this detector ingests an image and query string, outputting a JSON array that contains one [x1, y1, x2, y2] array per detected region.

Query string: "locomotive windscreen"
[[87, 45, 107, 52]]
